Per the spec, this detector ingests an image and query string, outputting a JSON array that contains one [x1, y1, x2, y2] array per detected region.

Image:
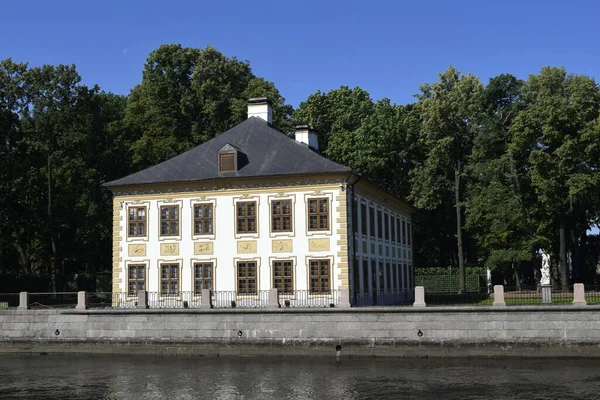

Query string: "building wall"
[[112, 182, 348, 296], [350, 181, 414, 305], [2, 307, 600, 357]]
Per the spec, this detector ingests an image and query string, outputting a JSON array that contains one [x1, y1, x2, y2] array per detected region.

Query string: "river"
[[0, 355, 597, 399]]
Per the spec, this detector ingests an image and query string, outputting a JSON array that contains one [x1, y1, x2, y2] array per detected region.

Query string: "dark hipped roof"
[[105, 117, 352, 187]]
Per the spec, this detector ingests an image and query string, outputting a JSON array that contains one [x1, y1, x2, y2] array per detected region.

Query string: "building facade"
[[106, 99, 413, 306]]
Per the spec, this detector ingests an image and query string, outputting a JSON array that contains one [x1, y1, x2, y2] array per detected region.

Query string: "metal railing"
[[504, 286, 573, 305], [585, 285, 600, 305], [29, 292, 79, 309], [281, 289, 341, 308], [86, 292, 137, 309], [212, 290, 270, 308], [353, 289, 413, 306], [0, 293, 20, 309], [425, 290, 493, 306]]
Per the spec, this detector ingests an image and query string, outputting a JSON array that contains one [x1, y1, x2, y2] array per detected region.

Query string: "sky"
[[2, 0, 600, 108]]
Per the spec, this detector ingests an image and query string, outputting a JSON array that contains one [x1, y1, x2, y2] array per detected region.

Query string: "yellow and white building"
[[105, 98, 414, 306]]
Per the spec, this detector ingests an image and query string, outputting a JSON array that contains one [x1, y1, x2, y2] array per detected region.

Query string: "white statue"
[[486, 268, 492, 293], [540, 250, 551, 286]]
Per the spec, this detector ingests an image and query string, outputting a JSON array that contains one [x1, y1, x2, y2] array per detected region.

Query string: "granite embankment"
[[2, 307, 600, 357]]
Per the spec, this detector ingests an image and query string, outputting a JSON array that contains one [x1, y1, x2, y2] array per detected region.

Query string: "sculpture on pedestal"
[[540, 250, 551, 286]]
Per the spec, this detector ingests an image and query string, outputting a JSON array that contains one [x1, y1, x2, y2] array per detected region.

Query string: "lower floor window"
[[161, 263, 179, 295], [273, 260, 294, 294], [309, 259, 330, 294], [128, 265, 146, 296], [194, 262, 213, 294], [237, 261, 257, 295]]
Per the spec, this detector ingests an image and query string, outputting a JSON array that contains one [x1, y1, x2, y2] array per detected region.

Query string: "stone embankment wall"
[[1, 307, 600, 358]]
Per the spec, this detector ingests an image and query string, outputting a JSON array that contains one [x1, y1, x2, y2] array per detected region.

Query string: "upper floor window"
[[360, 202, 367, 235], [273, 260, 294, 294], [272, 200, 292, 232], [407, 221, 412, 246], [237, 261, 257, 295], [160, 205, 179, 236], [377, 209, 383, 239], [309, 259, 330, 294], [402, 220, 407, 245], [236, 201, 257, 234], [194, 262, 213, 294], [384, 212, 390, 241], [128, 264, 146, 296], [308, 198, 329, 231], [160, 263, 179, 296], [128, 207, 146, 237], [369, 205, 375, 237], [194, 204, 213, 235], [219, 153, 236, 172]]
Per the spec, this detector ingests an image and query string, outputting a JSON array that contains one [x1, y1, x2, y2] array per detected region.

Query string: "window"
[[160, 263, 179, 296], [396, 216, 401, 244], [128, 265, 146, 296], [128, 207, 146, 237], [308, 198, 329, 231], [194, 262, 213, 294], [309, 259, 330, 294], [369, 206, 375, 237], [219, 153, 236, 172], [160, 205, 179, 236], [402, 220, 407, 245], [377, 209, 383, 239], [391, 216, 396, 243], [360, 202, 367, 235], [236, 201, 257, 233], [237, 261, 257, 294], [273, 260, 294, 294], [194, 204, 213, 235], [407, 222, 412, 246], [384, 212, 390, 241], [271, 200, 292, 232]]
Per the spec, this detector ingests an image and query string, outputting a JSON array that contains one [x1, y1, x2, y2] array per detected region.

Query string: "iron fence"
[[29, 292, 78, 309], [281, 289, 340, 308], [0, 293, 20, 309], [504, 286, 573, 305], [86, 292, 137, 309], [425, 291, 493, 306], [585, 285, 600, 305], [353, 290, 413, 306], [212, 290, 270, 308]]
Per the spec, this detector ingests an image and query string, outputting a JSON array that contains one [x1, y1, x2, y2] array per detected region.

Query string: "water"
[[0, 355, 599, 399]]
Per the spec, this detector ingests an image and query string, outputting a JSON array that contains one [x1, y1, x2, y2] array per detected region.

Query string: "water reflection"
[[0, 355, 598, 399]]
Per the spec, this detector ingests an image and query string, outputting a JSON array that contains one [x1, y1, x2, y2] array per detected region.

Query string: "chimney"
[[295, 125, 319, 151], [247, 97, 272, 124]]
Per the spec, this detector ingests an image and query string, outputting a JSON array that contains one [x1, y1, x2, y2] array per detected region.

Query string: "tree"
[[292, 86, 373, 154], [410, 66, 483, 292], [510, 67, 600, 286]]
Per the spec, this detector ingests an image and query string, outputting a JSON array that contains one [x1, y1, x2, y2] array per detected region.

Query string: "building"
[[105, 98, 414, 307]]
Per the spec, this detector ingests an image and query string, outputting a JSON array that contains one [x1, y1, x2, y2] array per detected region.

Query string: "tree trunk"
[[454, 168, 465, 293], [47, 155, 60, 293], [559, 214, 568, 289], [513, 262, 521, 291]]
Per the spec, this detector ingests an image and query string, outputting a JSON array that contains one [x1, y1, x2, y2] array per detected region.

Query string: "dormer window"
[[219, 153, 236, 172], [218, 143, 243, 173]]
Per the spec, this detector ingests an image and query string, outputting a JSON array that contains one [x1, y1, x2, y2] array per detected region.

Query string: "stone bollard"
[[199, 289, 213, 309], [268, 288, 280, 308], [338, 288, 352, 308], [76, 291, 87, 310], [573, 283, 587, 306], [136, 289, 149, 309], [17, 292, 29, 310], [541, 285, 552, 303], [413, 286, 426, 307], [493, 285, 506, 306]]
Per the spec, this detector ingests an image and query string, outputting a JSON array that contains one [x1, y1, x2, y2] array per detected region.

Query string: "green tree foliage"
[[410, 66, 484, 292], [126, 45, 292, 168], [510, 67, 600, 286]]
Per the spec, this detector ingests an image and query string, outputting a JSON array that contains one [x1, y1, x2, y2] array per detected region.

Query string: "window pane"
[[309, 200, 317, 213], [204, 206, 212, 218], [195, 221, 202, 234], [161, 207, 168, 220]]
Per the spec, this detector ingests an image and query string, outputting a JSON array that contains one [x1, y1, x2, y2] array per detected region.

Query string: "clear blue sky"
[[1, 0, 599, 108]]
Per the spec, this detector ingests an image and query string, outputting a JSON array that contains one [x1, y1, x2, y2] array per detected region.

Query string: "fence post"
[[268, 288, 280, 308], [573, 283, 586, 306], [493, 285, 506, 306], [17, 292, 29, 310], [338, 288, 352, 308], [200, 289, 213, 309], [413, 286, 426, 307], [76, 291, 87, 310], [136, 289, 149, 309]]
